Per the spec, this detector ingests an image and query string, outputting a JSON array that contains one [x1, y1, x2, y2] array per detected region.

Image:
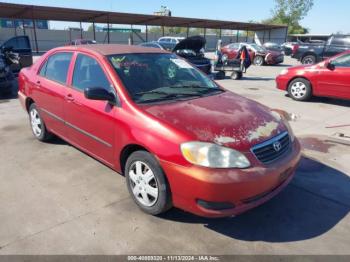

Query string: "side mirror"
[[84, 87, 116, 104], [325, 61, 335, 71]]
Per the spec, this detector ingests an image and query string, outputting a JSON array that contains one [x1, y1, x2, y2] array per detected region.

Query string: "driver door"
[[64, 53, 116, 165], [316, 53, 350, 99]]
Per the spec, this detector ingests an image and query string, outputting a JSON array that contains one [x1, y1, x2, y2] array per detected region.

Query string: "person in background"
[[236, 45, 251, 72]]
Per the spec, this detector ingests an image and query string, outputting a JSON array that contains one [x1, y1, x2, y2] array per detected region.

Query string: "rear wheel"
[[125, 151, 172, 215], [231, 71, 242, 80], [288, 78, 312, 101], [301, 55, 316, 65], [253, 56, 264, 66], [29, 103, 53, 141]]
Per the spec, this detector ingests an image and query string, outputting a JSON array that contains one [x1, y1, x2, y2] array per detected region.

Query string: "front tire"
[[29, 103, 53, 141], [288, 78, 312, 101], [125, 151, 172, 215]]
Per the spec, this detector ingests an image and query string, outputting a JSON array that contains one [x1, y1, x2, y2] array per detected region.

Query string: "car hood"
[[142, 91, 286, 151], [173, 36, 206, 53]]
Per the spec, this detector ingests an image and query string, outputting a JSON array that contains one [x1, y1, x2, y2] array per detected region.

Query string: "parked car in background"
[[0, 35, 32, 74], [157, 36, 184, 51], [263, 42, 283, 52], [276, 51, 350, 101], [281, 42, 299, 56], [221, 42, 284, 66], [173, 36, 211, 74], [139, 41, 165, 49], [18, 44, 301, 218], [69, 39, 97, 45], [291, 34, 350, 64]]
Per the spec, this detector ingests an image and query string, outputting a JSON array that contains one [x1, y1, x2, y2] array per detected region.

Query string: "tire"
[[231, 71, 242, 80], [216, 71, 225, 80], [301, 55, 316, 65], [125, 151, 172, 215], [253, 56, 264, 66], [288, 78, 312, 101], [28, 103, 53, 141]]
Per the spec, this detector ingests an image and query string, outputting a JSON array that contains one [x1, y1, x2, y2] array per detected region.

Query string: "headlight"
[[180, 142, 250, 168], [279, 69, 289, 75]]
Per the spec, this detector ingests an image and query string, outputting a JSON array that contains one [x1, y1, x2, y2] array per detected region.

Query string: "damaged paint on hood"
[[141, 91, 286, 151]]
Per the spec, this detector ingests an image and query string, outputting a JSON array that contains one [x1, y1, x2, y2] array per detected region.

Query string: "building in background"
[[153, 6, 172, 16], [0, 19, 49, 29]]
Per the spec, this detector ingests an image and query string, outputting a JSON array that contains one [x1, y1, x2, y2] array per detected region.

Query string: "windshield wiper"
[[175, 85, 223, 94], [134, 91, 202, 103]]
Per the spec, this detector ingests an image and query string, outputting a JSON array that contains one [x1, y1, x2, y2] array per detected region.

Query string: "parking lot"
[[0, 56, 349, 255]]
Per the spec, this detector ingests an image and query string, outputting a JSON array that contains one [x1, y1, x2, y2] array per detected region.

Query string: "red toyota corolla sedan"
[[18, 44, 301, 218], [276, 51, 350, 101]]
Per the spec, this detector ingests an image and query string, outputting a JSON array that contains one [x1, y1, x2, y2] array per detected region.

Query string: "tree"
[[263, 0, 313, 34]]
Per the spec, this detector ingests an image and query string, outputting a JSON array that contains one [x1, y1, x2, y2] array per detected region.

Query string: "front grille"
[[251, 131, 290, 164]]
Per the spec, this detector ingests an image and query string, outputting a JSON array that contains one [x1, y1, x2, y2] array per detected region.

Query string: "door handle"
[[65, 94, 75, 102], [36, 80, 41, 87]]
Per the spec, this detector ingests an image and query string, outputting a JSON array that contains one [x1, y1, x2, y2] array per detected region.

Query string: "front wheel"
[[125, 151, 172, 215], [288, 78, 312, 101], [253, 56, 264, 66], [29, 103, 53, 141]]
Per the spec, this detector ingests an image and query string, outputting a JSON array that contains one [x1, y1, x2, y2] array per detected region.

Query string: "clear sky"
[[1, 0, 349, 34]]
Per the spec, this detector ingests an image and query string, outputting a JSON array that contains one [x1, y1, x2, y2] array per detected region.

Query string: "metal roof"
[[0, 2, 287, 31]]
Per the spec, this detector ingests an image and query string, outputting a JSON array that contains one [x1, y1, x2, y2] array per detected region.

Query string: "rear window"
[[40, 52, 72, 84], [332, 36, 350, 46]]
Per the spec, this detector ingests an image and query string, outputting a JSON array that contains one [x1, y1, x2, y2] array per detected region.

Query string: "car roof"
[[53, 44, 169, 56]]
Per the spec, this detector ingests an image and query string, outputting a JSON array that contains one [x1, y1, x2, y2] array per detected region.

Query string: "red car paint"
[[276, 51, 350, 100], [221, 43, 284, 65], [18, 44, 301, 218]]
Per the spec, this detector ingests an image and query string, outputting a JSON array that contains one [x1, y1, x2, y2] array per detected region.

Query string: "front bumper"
[[275, 74, 290, 91], [160, 139, 301, 218]]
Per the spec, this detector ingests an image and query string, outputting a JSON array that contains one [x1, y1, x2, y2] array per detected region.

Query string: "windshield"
[[249, 44, 266, 53], [108, 53, 221, 104]]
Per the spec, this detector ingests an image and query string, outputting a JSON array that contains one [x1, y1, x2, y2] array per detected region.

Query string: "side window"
[[72, 54, 111, 92], [3, 36, 30, 50], [332, 54, 350, 67], [42, 52, 72, 84]]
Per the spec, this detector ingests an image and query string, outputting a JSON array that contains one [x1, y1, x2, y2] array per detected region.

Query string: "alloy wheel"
[[128, 161, 159, 207], [30, 108, 42, 137]]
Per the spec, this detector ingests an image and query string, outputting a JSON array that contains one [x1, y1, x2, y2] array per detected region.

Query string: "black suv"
[[292, 35, 350, 64]]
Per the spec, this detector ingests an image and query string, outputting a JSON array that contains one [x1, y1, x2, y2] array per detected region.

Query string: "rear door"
[[34, 52, 73, 137], [316, 53, 350, 99], [64, 53, 116, 165], [1, 35, 33, 73]]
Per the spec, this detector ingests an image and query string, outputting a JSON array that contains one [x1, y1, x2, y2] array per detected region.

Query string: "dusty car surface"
[[276, 50, 350, 101], [18, 44, 301, 218]]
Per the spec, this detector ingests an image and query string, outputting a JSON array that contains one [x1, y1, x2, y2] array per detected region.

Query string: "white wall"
[[254, 27, 288, 45]]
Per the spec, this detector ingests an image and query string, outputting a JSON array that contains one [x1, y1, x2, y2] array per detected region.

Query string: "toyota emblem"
[[273, 141, 282, 152]]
